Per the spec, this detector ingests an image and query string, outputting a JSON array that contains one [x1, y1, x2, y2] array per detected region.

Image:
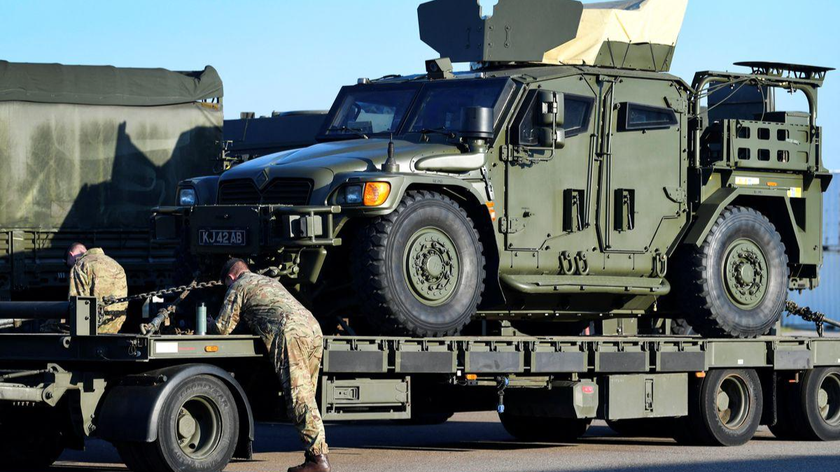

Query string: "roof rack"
[[735, 61, 834, 85]]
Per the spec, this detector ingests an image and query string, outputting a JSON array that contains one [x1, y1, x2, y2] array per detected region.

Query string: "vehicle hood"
[[218, 139, 462, 203]]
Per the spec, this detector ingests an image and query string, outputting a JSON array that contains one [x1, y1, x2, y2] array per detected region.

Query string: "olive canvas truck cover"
[[0, 61, 223, 298]]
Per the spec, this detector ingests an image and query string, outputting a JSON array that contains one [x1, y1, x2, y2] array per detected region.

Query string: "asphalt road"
[[56, 411, 839, 472]]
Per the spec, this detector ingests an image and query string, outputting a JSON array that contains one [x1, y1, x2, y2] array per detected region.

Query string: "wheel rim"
[[176, 396, 223, 460], [723, 239, 769, 309], [716, 375, 751, 430], [818, 373, 840, 426], [404, 227, 460, 306]]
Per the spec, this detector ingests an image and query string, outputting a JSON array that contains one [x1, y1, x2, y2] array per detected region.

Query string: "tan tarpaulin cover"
[[542, 0, 688, 65]]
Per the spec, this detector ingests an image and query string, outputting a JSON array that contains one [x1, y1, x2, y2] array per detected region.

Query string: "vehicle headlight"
[[178, 188, 197, 206], [339, 185, 363, 204]]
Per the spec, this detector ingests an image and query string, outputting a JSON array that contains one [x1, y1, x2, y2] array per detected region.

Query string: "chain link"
[[785, 300, 840, 338], [102, 281, 224, 307]]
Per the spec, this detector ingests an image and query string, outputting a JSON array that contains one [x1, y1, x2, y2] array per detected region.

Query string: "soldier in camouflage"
[[42, 243, 129, 333], [66, 243, 129, 333], [211, 258, 330, 472]]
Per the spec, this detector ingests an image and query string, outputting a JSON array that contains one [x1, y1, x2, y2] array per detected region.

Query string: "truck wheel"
[[791, 367, 840, 441], [680, 206, 788, 338], [131, 375, 239, 472], [353, 190, 485, 337], [687, 369, 762, 446], [499, 413, 591, 442]]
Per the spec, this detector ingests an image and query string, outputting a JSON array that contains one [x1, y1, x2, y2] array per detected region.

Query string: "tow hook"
[[496, 376, 509, 414]]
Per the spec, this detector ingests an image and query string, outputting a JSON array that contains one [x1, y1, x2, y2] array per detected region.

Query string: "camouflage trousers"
[[270, 316, 328, 456]]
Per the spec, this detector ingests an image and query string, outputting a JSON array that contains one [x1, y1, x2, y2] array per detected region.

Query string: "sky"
[[2, 0, 839, 168]]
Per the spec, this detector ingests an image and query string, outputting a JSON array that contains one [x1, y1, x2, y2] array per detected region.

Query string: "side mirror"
[[538, 128, 566, 149], [536, 90, 565, 148], [537, 90, 564, 127], [460, 106, 494, 140]]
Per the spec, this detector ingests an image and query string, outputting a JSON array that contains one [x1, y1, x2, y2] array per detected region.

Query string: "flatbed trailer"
[[1, 298, 839, 472]]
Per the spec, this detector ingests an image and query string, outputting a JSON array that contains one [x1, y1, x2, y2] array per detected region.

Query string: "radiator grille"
[[218, 179, 312, 205]]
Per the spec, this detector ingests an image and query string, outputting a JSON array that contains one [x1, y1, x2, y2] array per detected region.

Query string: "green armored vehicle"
[[153, 0, 832, 339]]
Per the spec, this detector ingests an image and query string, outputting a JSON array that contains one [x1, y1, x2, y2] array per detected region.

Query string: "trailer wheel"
[[130, 375, 239, 472], [687, 369, 762, 446], [499, 413, 591, 442], [353, 190, 485, 337], [680, 206, 788, 338], [792, 367, 840, 441]]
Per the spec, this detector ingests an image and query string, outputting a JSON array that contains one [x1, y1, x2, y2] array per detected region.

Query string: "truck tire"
[[680, 206, 788, 338], [686, 369, 762, 446], [499, 413, 591, 442], [353, 190, 485, 337], [124, 375, 239, 472], [791, 367, 840, 441]]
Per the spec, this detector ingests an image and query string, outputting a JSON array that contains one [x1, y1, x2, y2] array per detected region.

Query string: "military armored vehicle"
[[152, 0, 832, 339], [0, 61, 223, 300]]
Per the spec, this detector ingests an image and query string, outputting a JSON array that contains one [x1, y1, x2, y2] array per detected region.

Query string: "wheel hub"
[[717, 375, 750, 430], [176, 396, 222, 459], [724, 240, 768, 309], [405, 228, 460, 306], [819, 373, 840, 425]]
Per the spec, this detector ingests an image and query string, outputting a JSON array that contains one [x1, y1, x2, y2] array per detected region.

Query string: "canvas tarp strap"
[[0, 62, 223, 106]]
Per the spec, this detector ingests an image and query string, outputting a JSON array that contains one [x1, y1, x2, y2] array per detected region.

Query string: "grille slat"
[[218, 179, 312, 205]]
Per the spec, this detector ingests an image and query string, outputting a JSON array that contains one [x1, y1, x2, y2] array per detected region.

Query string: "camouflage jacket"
[[213, 272, 315, 349], [69, 248, 128, 314]]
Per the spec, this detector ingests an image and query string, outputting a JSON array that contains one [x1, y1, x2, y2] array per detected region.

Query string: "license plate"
[[198, 228, 248, 247]]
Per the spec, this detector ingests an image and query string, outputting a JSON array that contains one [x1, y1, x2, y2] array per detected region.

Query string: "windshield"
[[405, 78, 514, 133], [323, 85, 418, 137], [320, 78, 515, 140]]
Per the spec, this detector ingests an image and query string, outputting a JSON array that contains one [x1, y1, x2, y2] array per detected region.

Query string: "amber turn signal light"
[[363, 182, 391, 206]]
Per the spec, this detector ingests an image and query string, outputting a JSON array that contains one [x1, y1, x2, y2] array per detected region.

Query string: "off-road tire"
[[499, 413, 591, 442], [353, 190, 485, 337], [679, 206, 788, 338], [129, 375, 239, 472], [686, 369, 762, 446]]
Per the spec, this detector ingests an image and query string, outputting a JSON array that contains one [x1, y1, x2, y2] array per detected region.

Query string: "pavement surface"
[[56, 411, 839, 472]]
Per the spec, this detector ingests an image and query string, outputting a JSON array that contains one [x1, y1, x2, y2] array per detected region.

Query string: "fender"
[[683, 187, 804, 258], [96, 363, 254, 460]]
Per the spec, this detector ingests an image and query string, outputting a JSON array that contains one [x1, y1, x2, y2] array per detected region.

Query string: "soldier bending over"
[[44, 243, 128, 333], [211, 258, 330, 472]]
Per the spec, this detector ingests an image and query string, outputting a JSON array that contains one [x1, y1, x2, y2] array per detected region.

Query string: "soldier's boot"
[[287, 453, 330, 472]]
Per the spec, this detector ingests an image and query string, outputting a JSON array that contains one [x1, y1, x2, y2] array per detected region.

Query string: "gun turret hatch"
[[418, 0, 688, 72]]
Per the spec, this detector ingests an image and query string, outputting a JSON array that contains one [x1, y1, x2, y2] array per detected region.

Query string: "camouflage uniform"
[[213, 272, 328, 456], [68, 248, 129, 333]]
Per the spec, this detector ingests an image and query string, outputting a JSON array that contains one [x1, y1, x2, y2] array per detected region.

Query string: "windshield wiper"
[[418, 127, 456, 139], [326, 126, 369, 139]]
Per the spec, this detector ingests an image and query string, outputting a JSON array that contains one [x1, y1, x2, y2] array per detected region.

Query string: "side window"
[[619, 103, 678, 131], [564, 96, 595, 137], [512, 92, 594, 146]]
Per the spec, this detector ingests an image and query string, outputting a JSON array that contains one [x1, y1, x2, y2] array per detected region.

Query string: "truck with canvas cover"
[[152, 0, 832, 340], [0, 61, 224, 300]]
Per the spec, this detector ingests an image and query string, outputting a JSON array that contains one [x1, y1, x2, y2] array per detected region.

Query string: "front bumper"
[[152, 204, 343, 255]]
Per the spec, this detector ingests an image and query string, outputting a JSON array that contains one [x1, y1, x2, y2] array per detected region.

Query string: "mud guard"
[[683, 187, 803, 259], [96, 363, 254, 460]]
